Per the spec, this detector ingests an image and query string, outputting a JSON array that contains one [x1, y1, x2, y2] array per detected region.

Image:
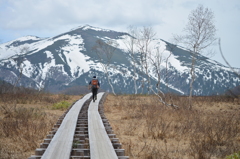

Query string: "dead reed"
[[104, 94, 240, 159], [0, 90, 80, 159]]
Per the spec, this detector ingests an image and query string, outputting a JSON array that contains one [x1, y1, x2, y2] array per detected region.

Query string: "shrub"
[[226, 152, 240, 159], [52, 101, 71, 110]]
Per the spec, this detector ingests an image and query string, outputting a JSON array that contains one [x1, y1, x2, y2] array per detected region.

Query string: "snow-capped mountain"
[[0, 25, 239, 95]]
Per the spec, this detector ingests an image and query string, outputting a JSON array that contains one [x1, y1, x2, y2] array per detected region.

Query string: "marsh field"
[[105, 94, 240, 159], [0, 91, 239, 159]]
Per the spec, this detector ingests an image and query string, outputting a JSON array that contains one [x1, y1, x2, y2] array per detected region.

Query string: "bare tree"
[[123, 26, 139, 94], [164, 45, 177, 107], [174, 4, 217, 109], [149, 46, 164, 95], [13, 46, 29, 93], [92, 39, 119, 95], [148, 44, 178, 109], [122, 26, 178, 108], [137, 26, 156, 94]]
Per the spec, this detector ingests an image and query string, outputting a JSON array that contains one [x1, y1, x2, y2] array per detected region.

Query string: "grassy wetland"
[[104, 94, 240, 159], [0, 89, 239, 159]]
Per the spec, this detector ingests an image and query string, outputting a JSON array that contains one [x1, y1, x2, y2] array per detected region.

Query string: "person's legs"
[[92, 88, 97, 101], [95, 88, 98, 100], [92, 89, 95, 102]]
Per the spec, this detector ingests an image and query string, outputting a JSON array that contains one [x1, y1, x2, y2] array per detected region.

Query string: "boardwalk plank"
[[41, 93, 92, 159], [88, 92, 118, 159]]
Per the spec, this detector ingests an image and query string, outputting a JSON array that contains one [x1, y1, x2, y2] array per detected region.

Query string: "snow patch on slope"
[[115, 36, 189, 73], [57, 34, 92, 77]]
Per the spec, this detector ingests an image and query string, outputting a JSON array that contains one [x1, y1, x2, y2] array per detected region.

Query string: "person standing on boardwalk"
[[88, 76, 100, 102]]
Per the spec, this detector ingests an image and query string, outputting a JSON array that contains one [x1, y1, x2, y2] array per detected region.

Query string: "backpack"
[[91, 79, 98, 88]]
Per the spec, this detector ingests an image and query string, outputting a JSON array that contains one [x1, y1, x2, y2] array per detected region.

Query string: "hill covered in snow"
[[0, 25, 239, 95]]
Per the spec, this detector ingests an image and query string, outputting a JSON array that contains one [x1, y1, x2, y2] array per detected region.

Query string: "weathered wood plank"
[[41, 93, 92, 159], [88, 92, 118, 159]]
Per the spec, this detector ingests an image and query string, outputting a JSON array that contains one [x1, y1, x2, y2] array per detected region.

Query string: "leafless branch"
[[92, 39, 119, 95], [219, 39, 240, 78], [173, 4, 217, 109]]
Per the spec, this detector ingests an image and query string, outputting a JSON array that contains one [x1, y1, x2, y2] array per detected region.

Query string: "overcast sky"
[[0, 0, 239, 68]]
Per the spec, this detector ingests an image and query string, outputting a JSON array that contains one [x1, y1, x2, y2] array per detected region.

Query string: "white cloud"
[[0, 0, 240, 68], [1, 0, 168, 30]]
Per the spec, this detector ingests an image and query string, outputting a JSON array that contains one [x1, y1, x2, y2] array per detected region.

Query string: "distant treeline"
[[0, 79, 39, 94]]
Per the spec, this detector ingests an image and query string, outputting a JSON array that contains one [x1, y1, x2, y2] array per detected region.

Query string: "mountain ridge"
[[0, 25, 239, 95]]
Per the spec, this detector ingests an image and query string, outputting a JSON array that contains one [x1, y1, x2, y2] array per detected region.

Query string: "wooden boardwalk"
[[29, 92, 128, 159], [41, 93, 92, 159], [88, 92, 118, 159]]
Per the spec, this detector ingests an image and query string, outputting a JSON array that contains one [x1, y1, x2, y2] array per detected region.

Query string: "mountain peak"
[[70, 25, 112, 32]]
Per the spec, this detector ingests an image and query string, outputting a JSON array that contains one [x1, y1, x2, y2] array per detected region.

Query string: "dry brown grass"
[[104, 94, 240, 159], [1, 91, 239, 159], [0, 92, 81, 159]]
